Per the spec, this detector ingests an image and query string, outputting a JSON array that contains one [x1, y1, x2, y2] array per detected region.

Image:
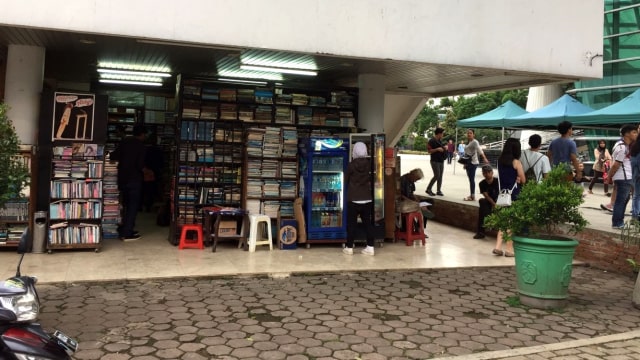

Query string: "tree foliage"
[[0, 103, 30, 209], [404, 89, 528, 147]]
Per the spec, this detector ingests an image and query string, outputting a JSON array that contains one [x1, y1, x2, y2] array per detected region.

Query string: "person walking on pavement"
[[426, 127, 447, 196], [111, 124, 147, 241], [462, 129, 489, 201], [588, 139, 612, 195], [343, 142, 376, 256], [474, 165, 499, 239], [606, 124, 637, 229], [446, 139, 455, 165]]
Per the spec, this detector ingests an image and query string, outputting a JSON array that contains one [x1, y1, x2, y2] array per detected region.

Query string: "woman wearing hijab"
[[343, 142, 375, 255], [588, 139, 612, 196]]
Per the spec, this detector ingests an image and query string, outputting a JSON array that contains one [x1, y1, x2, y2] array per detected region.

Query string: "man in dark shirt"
[[111, 124, 147, 240], [426, 127, 447, 196], [474, 165, 499, 239]]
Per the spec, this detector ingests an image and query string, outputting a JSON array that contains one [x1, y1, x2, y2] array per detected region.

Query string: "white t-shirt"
[[521, 149, 551, 183], [612, 140, 632, 181]]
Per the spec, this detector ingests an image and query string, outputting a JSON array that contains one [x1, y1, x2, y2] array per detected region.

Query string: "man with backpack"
[[521, 134, 551, 184]]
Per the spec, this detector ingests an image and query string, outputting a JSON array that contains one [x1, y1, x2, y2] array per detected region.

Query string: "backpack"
[[523, 152, 543, 183]]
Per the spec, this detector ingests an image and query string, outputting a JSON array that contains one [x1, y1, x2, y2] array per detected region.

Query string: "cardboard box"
[[218, 220, 237, 236]]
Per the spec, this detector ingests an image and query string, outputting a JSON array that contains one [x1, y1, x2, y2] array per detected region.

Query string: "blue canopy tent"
[[456, 100, 528, 128], [456, 100, 528, 144], [569, 88, 640, 127], [507, 94, 594, 128]]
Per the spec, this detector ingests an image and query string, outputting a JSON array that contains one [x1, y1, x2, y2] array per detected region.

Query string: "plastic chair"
[[395, 211, 426, 246], [248, 214, 273, 252], [179, 224, 204, 250]]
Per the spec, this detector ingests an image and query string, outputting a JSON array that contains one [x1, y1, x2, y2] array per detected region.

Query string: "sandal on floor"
[[492, 249, 504, 256], [587, 190, 593, 194], [504, 251, 515, 257], [463, 196, 475, 201]]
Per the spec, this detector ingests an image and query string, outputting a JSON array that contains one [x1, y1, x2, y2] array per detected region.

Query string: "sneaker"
[[121, 234, 141, 241], [612, 224, 625, 230], [361, 246, 375, 256], [436, 191, 444, 196], [342, 247, 353, 255], [473, 233, 485, 239], [426, 190, 436, 196]]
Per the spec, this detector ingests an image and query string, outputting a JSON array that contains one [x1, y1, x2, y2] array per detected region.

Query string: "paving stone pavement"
[[36, 266, 640, 360]]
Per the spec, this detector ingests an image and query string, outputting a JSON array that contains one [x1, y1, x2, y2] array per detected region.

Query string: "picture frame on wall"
[[52, 92, 95, 141]]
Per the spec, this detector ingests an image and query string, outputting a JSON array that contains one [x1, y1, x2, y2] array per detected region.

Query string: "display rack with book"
[[245, 126, 299, 219], [170, 75, 358, 244], [47, 143, 104, 252], [0, 147, 32, 248], [171, 77, 246, 244]]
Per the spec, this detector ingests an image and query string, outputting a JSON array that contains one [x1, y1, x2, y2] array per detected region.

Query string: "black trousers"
[[346, 201, 374, 248], [477, 198, 493, 234]]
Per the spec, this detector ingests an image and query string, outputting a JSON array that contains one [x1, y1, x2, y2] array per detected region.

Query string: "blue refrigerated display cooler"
[[302, 137, 349, 245]]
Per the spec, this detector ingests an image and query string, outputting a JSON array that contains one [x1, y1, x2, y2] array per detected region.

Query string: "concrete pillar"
[[526, 84, 563, 111], [4, 45, 45, 145], [520, 84, 564, 147], [358, 73, 385, 134]]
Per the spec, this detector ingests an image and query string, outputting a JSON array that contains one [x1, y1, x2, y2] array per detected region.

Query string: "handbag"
[[458, 154, 471, 165], [496, 166, 517, 207]]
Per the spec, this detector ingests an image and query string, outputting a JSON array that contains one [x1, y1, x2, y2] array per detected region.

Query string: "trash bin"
[[32, 211, 47, 254]]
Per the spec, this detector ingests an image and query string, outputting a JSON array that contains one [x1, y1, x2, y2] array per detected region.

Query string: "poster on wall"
[[51, 92, 95, 141]]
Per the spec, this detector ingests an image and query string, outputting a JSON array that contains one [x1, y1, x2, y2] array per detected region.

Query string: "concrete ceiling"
[[0, 25, 574, 98]]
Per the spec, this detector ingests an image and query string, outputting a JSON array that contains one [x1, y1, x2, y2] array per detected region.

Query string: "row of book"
[[48, 223, 100, 245], [49, 200, 102, 220], [0, 201, 29, 222], [50, 179, 102, 199]]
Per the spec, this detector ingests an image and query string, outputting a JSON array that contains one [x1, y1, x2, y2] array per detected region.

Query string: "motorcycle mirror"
[[17, 228, 29, 255]]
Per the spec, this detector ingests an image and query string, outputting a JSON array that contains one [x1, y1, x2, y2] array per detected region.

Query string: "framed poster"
[[52, 92, 95, 141]]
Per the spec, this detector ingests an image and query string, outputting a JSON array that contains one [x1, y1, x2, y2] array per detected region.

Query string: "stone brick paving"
[[36, 266, 640, 359]]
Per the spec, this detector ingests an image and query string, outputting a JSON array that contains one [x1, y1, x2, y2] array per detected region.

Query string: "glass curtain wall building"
[[573, 0, 640, 107]]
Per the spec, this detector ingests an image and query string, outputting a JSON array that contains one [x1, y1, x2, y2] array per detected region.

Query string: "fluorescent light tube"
[[99, 79, 162, 87], [97, 68, 171, 77], [218, 78, 267, 86], [240, 65, 317, 76], [100, 73, 164, 83]]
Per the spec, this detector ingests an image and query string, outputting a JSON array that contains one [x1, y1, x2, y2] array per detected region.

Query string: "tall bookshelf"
[[47, 144, 103, 252], [171, 75, 358, 244]]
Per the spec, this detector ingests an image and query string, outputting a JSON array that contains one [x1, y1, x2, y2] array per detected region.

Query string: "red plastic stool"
[[395, 211, 426, 246], [179, 224, 204, 250]]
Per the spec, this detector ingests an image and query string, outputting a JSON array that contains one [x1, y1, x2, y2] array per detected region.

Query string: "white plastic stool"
[[248, 214, 273, 252]]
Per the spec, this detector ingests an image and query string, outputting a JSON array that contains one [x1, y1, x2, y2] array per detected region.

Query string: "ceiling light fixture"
[[219, 70, 282, 81], [99, 79, 162, 87], [97, 68, 172, 78], [240, 64, 317, 76], [217, 78, 268, 86], [97, 62, 171, 74]]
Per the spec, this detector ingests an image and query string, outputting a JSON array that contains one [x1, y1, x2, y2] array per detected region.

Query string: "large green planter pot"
[[512, 235, 579, 309]]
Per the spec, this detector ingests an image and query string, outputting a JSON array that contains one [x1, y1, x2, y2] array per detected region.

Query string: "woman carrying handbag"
[[492, 138, 525, 257]]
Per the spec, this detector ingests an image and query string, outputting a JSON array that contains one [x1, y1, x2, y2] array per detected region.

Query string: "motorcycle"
[[0, 229, 77, 359]]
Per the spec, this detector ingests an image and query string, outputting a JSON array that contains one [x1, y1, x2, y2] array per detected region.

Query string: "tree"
[[0, 103, 30, 210], [404, 89, 529, 146]]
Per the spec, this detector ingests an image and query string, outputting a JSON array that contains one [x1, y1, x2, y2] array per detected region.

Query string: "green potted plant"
[[485, 165, 588, 309], [0, 102, 30, 210]]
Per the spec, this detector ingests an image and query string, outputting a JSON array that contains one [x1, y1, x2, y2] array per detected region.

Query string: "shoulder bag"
[[496, 166, 517, 207]]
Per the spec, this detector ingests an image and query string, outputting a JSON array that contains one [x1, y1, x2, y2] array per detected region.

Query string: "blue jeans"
[[465, 163, 478, 197], [612, 179, 632, 227], [632, 155, 640, 219]]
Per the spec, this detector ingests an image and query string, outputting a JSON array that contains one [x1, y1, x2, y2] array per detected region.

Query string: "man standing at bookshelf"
[[111, 124, 146, 241]]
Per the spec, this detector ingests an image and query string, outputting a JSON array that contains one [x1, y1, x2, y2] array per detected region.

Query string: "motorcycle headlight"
[[0, 291, 39, 322]]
